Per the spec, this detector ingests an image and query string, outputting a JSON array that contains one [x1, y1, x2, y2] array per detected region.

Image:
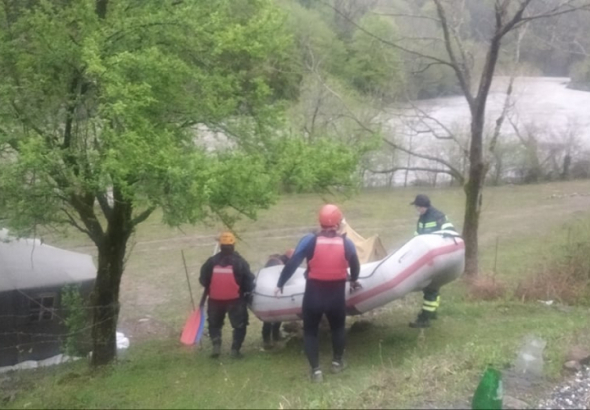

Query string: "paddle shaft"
[[198, 290, 208, 308], [181, 249, 196, 311]]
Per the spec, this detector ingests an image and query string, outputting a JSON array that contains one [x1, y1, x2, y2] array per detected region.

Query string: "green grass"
[[6, 180, 590, 409], [6, 302, 590, 409]]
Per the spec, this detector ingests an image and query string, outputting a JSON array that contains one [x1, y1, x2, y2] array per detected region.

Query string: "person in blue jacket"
[[275, 204, 361, 383]]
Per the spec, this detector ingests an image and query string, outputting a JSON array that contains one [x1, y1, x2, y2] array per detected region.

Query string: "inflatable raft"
[[250, 231, 465, 322]]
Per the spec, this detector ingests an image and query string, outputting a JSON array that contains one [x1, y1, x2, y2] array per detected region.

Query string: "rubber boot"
[[231, 327, 246, 359], [210, 341, 221, 358], [209, 331, 222, 358], [272, 323, 284, 342], [409, 310, 433, 328], [262, 323, 273, 350], [432, 296, 440, 320]]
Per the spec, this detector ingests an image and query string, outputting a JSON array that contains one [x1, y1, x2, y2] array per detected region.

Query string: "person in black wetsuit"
[[199, 231, 255, 359], [275, 204, 361, 383]]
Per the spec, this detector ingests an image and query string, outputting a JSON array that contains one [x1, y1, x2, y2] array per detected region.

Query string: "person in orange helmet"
[[261, 248, 295, 349], [199, 231, 255, 359], [275, 204, 361, 383]]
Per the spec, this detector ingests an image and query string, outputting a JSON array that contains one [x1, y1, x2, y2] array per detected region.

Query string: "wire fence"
[[0, 306, 184, 355]]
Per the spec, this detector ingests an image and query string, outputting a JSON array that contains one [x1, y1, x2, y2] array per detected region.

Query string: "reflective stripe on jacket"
[[415, 206, 455, 235]]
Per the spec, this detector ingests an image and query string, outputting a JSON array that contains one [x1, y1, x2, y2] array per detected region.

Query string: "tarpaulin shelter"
[[0, 230, 96, 367], [340, 220, 388, 264]]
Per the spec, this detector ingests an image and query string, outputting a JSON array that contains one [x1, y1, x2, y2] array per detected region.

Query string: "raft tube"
[[250, 231, 465, 322]]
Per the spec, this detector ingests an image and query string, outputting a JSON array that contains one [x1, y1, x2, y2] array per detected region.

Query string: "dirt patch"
[[118, 316, 176, 344]]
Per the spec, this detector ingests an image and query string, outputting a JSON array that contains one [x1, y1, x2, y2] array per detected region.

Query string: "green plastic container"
[[472, 366, 503, 410]]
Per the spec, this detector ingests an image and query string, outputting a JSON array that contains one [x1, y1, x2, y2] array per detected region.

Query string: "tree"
[[0, 0, 361, 366], [345, 14, 404, 101], [331, 0, 590, 276]]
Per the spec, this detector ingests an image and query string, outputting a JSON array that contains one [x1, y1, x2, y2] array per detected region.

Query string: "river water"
[[366, 76, 590, 187]]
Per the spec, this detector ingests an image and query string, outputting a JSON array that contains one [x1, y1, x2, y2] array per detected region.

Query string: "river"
[[365, 76, 590, 187]]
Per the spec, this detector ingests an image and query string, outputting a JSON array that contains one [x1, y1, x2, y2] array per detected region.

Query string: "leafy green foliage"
[[0, 0, 360, 239], [61, 285, 90, 358], [0, 0, 363, 365], [344, 15, 403, 100], [570, 59, 590, 91]]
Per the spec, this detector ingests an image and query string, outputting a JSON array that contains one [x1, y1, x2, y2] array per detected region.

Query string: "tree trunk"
[[462, 165, 483, 276], [90, 240, 125, 366], [96, 0, 108, 19], [462, 110, 487, 276], [461, 27, 503, 277], [561, 154, 571, 180], [90, 188, 132, 366]]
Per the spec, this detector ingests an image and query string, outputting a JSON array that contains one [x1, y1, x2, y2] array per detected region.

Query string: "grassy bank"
[[4, 181, 590, 409]]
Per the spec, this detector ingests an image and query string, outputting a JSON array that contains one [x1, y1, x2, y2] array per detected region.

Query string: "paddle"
[[180, 291, 207, 346], [180, 250, 208, 346]]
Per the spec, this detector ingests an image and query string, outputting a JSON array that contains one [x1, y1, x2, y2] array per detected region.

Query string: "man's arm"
[[199, 257, 214, 289], [277, 234, 315, 289], [343, 238, 360, 282], [236, 257, 256, 293]]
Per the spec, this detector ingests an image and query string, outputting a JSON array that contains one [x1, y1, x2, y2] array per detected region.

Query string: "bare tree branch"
[[130, 206, 155, 227], [323, 1, 456, 68], [410, 61, 448, 75], [62, 208, 92, 237], [488, 20, 527, 160], [508, 114, 528, 146], [370, 11, 441, 23], [368, 166, 459, 179], [397, 100, 469, 156], [498, 0, 533, 39], [433, 0, 475, 108], [382, 138, 464, 183], [96, 193, 113, 221], [517, 0, 590, 26]]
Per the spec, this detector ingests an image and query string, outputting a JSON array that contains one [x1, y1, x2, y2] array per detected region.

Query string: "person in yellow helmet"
[[199, 231, 255, 359]]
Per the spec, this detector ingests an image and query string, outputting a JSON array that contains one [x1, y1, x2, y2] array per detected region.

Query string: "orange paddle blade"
[[180, 309, 202, 346]]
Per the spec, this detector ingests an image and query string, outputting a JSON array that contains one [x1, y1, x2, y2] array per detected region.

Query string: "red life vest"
[[308, 235, 349, 281], [209, 264, 240, 301]]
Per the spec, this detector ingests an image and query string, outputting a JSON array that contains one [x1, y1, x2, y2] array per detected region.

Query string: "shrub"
[[514, 224, 590, 306], [465, 274, 507, 301], [61, 285, 91, 357]]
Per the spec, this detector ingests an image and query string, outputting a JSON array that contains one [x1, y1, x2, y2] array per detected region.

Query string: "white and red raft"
[[250, 231, 465, 322]]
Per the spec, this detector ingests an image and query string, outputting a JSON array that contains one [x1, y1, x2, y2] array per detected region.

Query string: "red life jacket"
[[209, 264, 240, 301], [308, 234, 349, 281]]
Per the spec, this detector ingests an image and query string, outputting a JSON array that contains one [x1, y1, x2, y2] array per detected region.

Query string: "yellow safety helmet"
[[219, 231, 236, 245]]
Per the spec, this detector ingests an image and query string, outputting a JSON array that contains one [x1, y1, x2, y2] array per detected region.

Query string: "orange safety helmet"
[[285, 248, 295, 259], [318, 204, 343, 229], [219, 231, 236, 245]]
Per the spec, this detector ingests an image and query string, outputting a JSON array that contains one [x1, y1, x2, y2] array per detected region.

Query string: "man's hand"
[[274, 287, 283, 297], [350, 281, 362, 292]]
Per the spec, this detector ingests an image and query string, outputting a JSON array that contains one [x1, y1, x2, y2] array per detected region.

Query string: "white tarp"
[[0, 331, 130, 374]]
